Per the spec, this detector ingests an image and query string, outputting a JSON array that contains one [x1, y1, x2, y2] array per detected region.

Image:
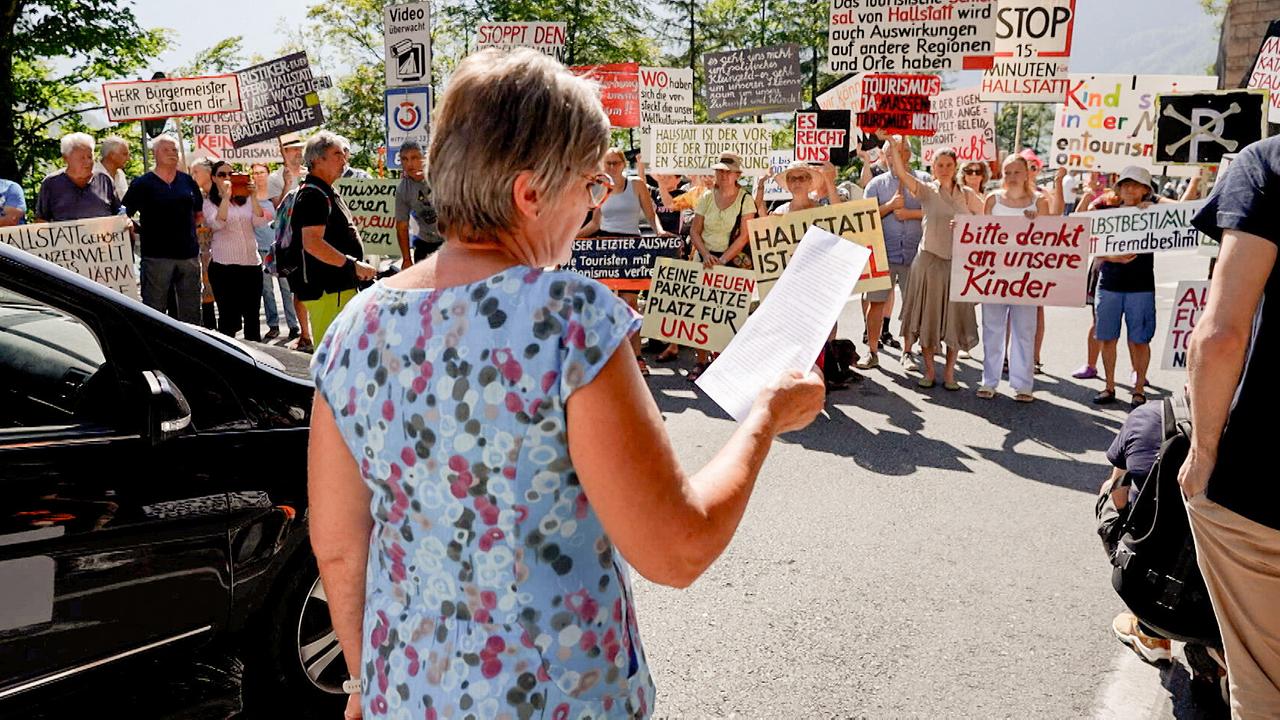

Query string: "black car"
[[0, 243, 346, 716]]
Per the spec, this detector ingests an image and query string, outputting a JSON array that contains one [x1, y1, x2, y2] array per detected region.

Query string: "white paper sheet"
[[696, 226, 871, 421]]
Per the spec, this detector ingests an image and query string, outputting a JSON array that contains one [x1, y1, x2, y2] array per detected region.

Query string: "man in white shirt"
[[94, 135, 130, 200], [268, 133, 306, 207], [1061, 172, 1081, 215]]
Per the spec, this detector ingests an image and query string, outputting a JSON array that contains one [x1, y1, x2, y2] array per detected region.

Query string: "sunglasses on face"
[[215, 171, 233, 178], [963, 167, 985, 175], [584, 173, 614, 209]]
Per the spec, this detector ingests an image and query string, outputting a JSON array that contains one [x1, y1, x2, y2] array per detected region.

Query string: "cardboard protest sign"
[[980, 0, 1075, 103], [747, 199, 890, 300], [641, 258, 756, 352], [827, 0, 997, 74], [475, 22, 567, 61], [384, 1, 431, 88], [230, 53, 324, 148], [571, 63, 640, 128], [921, 88, 995, 165], [193, 118, 282, 164], [1078, 200, 1209, 257], [703, 44, 803, 120], [857, 74, 940, 136], [647, 124, 772, 176], [1154, 90, 1269, 166], [764, 150, 794, 201], [1246, 21, 1280, 123], [385, 86, 431, 171], [638, 66, 694, 146], [102, 75, 241, 122], [950, 215, 1090, 306], [0, 216, 137, 296], [1162, 280, 1209, 371], [564, 235, 686, 291], [795, 110, 852, 165], [1049, 74, 1218, 175], [336, 178, 399, 256]]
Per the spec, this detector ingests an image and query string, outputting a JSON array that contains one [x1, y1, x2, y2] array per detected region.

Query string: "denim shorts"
[[1095, 288, 1156, 344]]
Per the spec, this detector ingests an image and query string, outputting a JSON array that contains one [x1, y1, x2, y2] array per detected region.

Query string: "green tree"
[[0, 0, 168, 185], [994, 102, 1054, 158]]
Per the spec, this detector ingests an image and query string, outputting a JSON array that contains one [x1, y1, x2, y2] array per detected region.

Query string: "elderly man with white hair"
[[122, 133, 205, 322], [94, 135, 130, 200], [34, 132, 121, 221]]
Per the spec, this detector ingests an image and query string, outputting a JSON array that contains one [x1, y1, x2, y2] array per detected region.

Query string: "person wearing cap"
[[754, 160, 839, 217], [687, 152, 757, 380], [860, 136, 929, 369], [1088, 165, 1199, 407], [269, 133, 306, 207], [885, 137, 984, 389]]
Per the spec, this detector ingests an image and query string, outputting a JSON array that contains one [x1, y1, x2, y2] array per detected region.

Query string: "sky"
[[125, 0, 1220, 79]]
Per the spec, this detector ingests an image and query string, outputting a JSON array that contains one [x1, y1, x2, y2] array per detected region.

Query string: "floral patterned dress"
[[311, 266, 654, 719]]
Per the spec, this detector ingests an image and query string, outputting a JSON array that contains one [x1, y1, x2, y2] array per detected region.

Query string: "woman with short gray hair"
[[309, 48, 824, 720]]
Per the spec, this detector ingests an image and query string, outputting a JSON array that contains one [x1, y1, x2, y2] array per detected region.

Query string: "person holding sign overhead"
[[307, 48, 824, 720], [977, 154, 1049, 403], [687, 152, 757, 380], [885, 136, 984, 390]]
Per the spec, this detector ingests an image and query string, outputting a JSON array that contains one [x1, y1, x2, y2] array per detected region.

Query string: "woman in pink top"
[[203, 160, 271, 341]]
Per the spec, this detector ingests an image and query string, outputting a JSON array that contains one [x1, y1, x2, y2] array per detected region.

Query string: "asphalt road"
[[14, 251, 1226, 719]]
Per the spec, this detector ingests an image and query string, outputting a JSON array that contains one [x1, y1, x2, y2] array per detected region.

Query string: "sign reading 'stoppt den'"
[[0, 216, 137, 297], [641, 258, 756, 352], [230, 52, 324, 148], [1078, 200, 1208, 256], [564, 235, 686, 291], [474, 22, 567, 60], [951, 215, 1091, 306], [747, 199, 890, 300]]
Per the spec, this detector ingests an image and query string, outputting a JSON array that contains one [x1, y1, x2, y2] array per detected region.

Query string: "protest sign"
[[641, 258, 756, 352], [1078, 200, 1209, 257], [1049, 74, 1218, 174], [747, 198, 890, 300], [1153, 90, 1269, 166], [1162, 280, 1209, 371], [193, 118, 282, 164], [764, 150, 794, 201], [385, 86, 431, 171], [795, 110, 852, 165], [638, 66, 694, 150], [646, 124, 772, 176], [0, 216, 137, 296], [857, 74, 940, 136], [475, 22, 567, 61], [336, 178, 399, 256], [1247, 21, 1280, 123], [102, 75, 241, 122], [384, 1, 431, 88], [703, 44, 804, 120], [827, 0, 997, 74], [572, 63, 640, 128], [950, 215, 1091, 306], [564, 235, 686, 291], [980, 0, 1075, 102], [816, 73, 878, 153], [230, 53, 324, 148], [921, 88, 995, 165]]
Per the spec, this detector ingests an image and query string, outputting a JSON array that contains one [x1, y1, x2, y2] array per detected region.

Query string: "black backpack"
[[1110, 395, 1221, 646]]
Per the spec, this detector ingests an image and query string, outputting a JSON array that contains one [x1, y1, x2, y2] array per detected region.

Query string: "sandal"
[[1131, 391, 1147, 407], [917, 377, 936, 389], [976, 387, 996, 400], [687, 362, 709, 382], [1014, 392, 1034, 403], [294, 338, 314, 353], [655, 348, 680, 363], [944, 381, 961, 391], [1092, 389, 1117, 405]]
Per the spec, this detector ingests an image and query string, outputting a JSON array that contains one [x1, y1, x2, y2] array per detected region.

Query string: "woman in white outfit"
[[978, 154, 1048, 402]]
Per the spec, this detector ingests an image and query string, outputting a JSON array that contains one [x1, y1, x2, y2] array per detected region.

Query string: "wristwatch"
[[343, 255, 358, 271], [342, 677, 362, 694]]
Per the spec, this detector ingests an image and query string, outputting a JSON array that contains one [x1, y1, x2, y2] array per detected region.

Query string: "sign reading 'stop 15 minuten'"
[[384, 2, 431, 89]]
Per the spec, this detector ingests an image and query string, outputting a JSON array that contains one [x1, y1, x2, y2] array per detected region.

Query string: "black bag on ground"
[[1110, 395, 1221, 646], [822, 338, 861, 388]]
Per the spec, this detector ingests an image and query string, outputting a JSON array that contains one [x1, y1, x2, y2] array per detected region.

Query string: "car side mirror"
[[142, 370, 192, 444]]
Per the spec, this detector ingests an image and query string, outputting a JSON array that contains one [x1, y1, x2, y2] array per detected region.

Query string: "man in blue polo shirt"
[[0, 176, 26, 226]]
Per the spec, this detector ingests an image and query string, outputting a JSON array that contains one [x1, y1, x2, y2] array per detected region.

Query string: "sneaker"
[[1071, 364, 1098, 380], [1112, 612, 1172, 665], [287, 328, 301, 341], [855, 352, 879, 370], [880, 331, 902, 350], [263, 327, 281, 341], [958, 350, 972, 360]]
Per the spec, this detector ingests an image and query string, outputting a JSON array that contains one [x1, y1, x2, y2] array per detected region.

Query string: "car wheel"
[[242, 553, 348, 718]]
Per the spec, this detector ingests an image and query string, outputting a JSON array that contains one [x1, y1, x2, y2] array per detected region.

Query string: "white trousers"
[[981, 303, 1037, 393]]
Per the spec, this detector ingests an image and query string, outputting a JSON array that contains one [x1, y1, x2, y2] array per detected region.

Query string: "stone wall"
[[1217, 0, 1280, 87]]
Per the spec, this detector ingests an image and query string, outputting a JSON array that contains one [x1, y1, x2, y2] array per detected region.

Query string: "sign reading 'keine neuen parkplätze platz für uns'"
[[230, 52, 325, 149], [641, 258, 757, 352], [827, 0, 997, 74], [950, 215, 1091, 307]]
